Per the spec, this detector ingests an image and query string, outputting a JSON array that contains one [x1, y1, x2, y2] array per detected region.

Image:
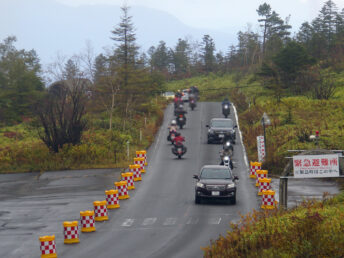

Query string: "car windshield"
[[200, 168, 232, 179], [165, 92, 174, 96], [211, 119, 233, 128]]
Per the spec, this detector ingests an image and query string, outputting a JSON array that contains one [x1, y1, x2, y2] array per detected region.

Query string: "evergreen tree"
[[172, 38, 190, 78], [201, 34, 216, 73], [257, 3, 291, 58], [110, 5, 139, 87], [0, 36, 44, 124]]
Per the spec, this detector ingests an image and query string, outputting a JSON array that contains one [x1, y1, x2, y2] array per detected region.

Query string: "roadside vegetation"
[[203, 192, 344, 257]]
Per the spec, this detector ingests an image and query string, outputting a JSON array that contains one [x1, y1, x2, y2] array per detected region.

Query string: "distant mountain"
[[0, 0, 236, 65]]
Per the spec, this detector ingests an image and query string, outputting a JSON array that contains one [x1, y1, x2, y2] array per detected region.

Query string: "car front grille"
[[206, 185, 226, 191]]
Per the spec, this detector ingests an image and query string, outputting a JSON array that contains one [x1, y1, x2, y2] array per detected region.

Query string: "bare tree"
[[37, 55, 90, 152], [36, 79, 88, 152]]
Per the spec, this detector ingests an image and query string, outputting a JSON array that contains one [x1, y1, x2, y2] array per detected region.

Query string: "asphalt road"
[[0, 102, 339, 257]]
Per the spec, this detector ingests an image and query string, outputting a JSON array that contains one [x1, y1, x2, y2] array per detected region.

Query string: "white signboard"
[[257, 136, 265, 162], [293, 154, 339, 178]]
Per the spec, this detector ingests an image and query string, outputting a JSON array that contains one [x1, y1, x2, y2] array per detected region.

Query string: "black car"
[[206, 118, 237, 144], [193, 165, 238, 204]]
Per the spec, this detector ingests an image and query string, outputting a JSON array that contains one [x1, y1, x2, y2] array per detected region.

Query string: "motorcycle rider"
[[173, 132, 185, 146], [222, 97, 231, 106], [169, 120, 178, 132], [174, 103, 187, 116], [220, 144, 234, 169]]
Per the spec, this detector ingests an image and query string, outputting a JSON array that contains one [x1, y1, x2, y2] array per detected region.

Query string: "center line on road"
[[208, 217, 222, 225], [142, 217, 157, 226], [121, 219, 134, 227], [163, 217, 177, 226], [186, 217, 199, 225]]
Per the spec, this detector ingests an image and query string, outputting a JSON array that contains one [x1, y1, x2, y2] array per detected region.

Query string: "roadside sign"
[[257, 136, 265, 162], [293, 154, 339, 178]]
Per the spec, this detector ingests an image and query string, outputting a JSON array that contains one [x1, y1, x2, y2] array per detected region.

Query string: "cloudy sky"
[[2, 0, 344, 65], [56, 0, 344, 31]]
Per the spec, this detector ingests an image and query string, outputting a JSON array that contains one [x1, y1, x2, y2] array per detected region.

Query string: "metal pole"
[[126, 141, 130, 160], [279, 177, 288, 210], [140, 129, 142, 142]]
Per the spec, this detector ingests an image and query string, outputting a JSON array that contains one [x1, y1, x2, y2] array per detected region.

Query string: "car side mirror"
[[206, 125, 209, 127], [234, 125, 238, 128], [234, 176, 239, 181], [193, 175, 199, 180]]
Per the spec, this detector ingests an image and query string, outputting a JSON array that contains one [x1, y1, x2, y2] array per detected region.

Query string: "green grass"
[[203, 192, 344, 257], [0, 99, 166, 173]]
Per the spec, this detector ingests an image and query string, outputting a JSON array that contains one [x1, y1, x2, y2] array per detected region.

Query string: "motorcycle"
[[172, 142, 187, 159], [223, 132, 236, 145], [167, 130, 177, 144], [222, 141, 234, 155], [176, 114, 186, 129], [222, 104, 230, 118], [189, 99, 196, 110], [220, 155, 234, 169]]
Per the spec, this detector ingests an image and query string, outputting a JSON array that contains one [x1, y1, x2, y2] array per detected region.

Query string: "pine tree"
[[201, 35, 216, 73], [110, 5, 139, 87]]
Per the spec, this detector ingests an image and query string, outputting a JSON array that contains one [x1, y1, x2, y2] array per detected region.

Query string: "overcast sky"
[[56, 0, 344, 32]]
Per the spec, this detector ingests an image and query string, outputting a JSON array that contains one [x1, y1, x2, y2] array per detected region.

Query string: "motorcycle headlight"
[[227, 183, 235, 189], [224, 105, 229, 109], [196, 182, 205, 188]]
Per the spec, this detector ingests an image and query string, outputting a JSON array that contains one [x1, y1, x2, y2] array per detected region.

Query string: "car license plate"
[[219, 134, 224, 138], [212, 191, 220, 196]]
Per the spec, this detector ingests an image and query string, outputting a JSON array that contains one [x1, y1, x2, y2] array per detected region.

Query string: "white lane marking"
[[142, 217, 157, 226], [208, 217, 222, 225], [121, 219, 135, 227], [186, 217, 199, 225], [163, 217, 177, 226], [233, 104, 249, 170]]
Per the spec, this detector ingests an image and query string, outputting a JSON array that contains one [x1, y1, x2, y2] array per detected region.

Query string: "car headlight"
[[196, 182, 205, 188], [227, 183, 235, 189], [208, 129, 214, 134]]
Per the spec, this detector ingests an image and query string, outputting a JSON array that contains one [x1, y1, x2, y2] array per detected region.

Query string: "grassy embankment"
[[0, 99, 166, 173], [167, 72, 344, 256], [167, 72, 344, 174], [203, 192, 344, 257]]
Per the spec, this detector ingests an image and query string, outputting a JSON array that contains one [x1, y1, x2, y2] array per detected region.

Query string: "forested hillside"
[[1, 1, 343, 173]]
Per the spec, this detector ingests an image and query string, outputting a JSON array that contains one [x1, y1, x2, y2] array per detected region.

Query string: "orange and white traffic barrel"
[[93, 200, 109, 222], [255, 170, 268, 186], [136, 150, 148, 166], [63, 221, 80, 244], [258, 178, 271, 196], [129, 164, 142, 181], [80, 210, 96, 232], [261, 190, 277, 209], [121, 172, 135, 190], [105, 189, 120, 209], [134, 157, 145, 173], [250, 162, 262, 178], [39, 235, 57, 258], [115, 181, 130, 199]]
